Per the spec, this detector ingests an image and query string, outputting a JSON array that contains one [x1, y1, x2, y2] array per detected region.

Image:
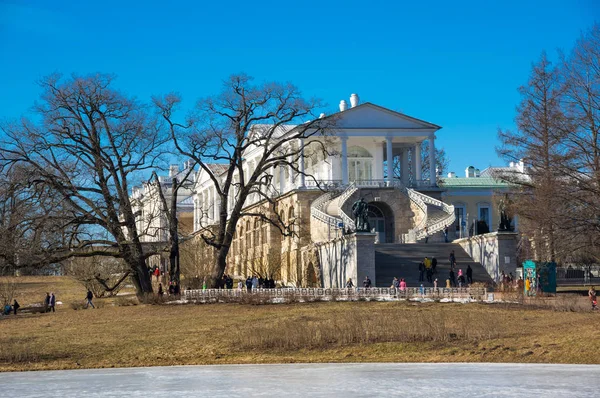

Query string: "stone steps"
[[374, 243, 493, 287]]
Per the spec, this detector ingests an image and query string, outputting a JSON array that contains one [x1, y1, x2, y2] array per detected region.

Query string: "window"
[[347, 146, 373, 182], [477, 203, 491, 233]]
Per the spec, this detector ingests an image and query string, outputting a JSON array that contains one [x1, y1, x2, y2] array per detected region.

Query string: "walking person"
[[431, 257, 437, 274], [44, 292, 50, 313], [449, 269, 456, 287], [449, 250, 456, 269], [444, 225, 449, 243], [466, 265, 473, 284], [251, 275, 258, 291], [424, 227, 429, 243], [49, 292, 56, 312], [13, 299, 20, 315], [345, 278, 354, 288], [399, 278, 407, 292], [418, 262, 425, 282], [85, 289, 95, 309], [391, 277, 400, 289], [589, 286, 597, 310], [363, 275, 372, 289], [245, 276, 252, 292]]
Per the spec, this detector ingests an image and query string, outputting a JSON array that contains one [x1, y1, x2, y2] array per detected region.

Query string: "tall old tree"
[[155, 74, 334, 287], [0, 74, 167, 295], [497, 53, 570, 261], [558, 24, 600, 260]]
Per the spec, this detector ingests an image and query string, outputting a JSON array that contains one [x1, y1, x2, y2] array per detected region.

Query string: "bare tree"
[[64, 256, 128, 298], [557, 24, 600, 260], [154, 74, 334, 287], [149, 164, 196, 286], [497, 53, 570, 261], [0, 74, 168, 296], [0, 165, 68, 274]]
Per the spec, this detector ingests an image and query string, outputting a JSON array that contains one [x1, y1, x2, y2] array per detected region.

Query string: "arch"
[[367, 201, 395, 243], [348, 146, 372, 158], [306, 262, 318, 287]]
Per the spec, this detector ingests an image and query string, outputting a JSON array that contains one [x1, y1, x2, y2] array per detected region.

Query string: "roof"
[[439, 177, 511, 188], [323, 102, 442, 130]]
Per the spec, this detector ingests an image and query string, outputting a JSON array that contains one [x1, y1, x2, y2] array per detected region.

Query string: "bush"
[[114, 296, 139, 307]]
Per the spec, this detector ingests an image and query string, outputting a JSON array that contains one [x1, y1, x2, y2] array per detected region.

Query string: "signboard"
[[522, 260, 557, 296], [523, 260, 537, 297]]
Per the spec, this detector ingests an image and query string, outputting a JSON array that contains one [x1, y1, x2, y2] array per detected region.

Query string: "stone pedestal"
[[355, 232, 377, 287]]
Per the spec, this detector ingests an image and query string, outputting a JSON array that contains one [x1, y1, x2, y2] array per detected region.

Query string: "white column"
[[415, 143, 422, 183], [193, 199, 198, 231], [386, 136, 393, 185], [429, 134, 436, 186], [341, 136, 349, 185], [401, 148, 410, 185], [288, 156, 295, 188], [279, 164, 285, 194], [212, 187, 218, 223], [298, 139, 305, 188]]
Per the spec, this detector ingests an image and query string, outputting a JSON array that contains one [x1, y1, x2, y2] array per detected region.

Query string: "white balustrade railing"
[[310, 191, 342, 229], [336, 182, 358, 231], [304, 179, 344, 190], [183, 287, 488, 301]]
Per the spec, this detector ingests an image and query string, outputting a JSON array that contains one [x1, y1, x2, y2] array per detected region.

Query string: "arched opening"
[[306, 262, 318, 287], [367, 201, 395, 243]]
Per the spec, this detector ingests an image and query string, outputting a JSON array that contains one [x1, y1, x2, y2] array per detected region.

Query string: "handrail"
[[336, 182, 358, 231]]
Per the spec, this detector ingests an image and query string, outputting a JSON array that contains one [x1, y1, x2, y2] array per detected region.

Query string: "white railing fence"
[[183, 287, 488, 301]]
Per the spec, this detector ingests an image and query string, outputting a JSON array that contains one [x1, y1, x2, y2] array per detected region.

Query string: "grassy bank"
[[1, 277, 599, 372]]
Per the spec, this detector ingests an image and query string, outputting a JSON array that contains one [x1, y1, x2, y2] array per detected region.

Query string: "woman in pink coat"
[[399, 278, 407, 291]]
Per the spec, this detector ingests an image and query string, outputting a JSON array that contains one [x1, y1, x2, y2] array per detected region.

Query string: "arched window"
[[254, 219, 260, 247], [246, 220, 251, 246], [348, 146, 372, 158], [280, 210, 286, 241], [347, 146, 373, 182]]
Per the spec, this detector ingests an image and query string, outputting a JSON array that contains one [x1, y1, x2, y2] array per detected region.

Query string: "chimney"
[[169, 164, 179, 177], [339, 100, 348, 112], [465, 166, 475, 178], [350, 93, 360, 108], [447, 172, 456, 178]]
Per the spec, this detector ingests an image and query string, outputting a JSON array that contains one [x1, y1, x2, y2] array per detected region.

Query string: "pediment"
[[333, 103, 440, 130]]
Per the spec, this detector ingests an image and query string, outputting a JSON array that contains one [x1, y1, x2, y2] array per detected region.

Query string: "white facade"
[[131, 163, 195, 243], [191, 99, 441, 233]]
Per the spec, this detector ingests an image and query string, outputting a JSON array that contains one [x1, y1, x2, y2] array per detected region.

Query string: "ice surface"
[[1, 363, 599, 397]]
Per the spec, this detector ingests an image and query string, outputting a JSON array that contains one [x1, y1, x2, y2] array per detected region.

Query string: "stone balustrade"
[[183, 287, 488, 301]]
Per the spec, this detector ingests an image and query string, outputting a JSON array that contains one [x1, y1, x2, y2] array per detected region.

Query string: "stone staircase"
[[374, 243, 493, 287]]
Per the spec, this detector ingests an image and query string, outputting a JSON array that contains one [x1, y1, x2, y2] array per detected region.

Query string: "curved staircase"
[[310, 181, 454, 244]]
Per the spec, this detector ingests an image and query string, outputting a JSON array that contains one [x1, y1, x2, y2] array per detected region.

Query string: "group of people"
[[156, 280, 181, 297], [416, 251, 474, 288], [241, 275, 276, 292], [43, 292, 57, 312], [3, 299, 19, 315], [344, 275, 372, 288]]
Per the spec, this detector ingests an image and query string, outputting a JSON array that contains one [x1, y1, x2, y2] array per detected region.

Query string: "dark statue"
[[351, 197, 370, 232], [497, 195, 514, 232]]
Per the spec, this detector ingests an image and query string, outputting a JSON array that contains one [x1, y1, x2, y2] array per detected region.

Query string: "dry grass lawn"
[[1, 277, 599, 372]]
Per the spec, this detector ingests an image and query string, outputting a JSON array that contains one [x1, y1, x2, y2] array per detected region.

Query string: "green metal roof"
[[439, 177, 511, 188]]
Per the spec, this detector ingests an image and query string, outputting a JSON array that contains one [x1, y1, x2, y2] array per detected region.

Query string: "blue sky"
[[1, 0, 598, 174]]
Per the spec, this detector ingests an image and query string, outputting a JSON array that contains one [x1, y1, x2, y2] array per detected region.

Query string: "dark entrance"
[[367, 202, 395, 243]]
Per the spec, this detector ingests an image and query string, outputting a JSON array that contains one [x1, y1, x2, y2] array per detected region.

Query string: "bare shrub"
[[64, 256, 129, 298], [234, 306, 502, 351], [0, 277, 17, 306], [114, 296, 139, 307]]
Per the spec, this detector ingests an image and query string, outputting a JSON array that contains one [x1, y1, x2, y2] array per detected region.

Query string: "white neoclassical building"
[[187, 94, 457, 286]]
